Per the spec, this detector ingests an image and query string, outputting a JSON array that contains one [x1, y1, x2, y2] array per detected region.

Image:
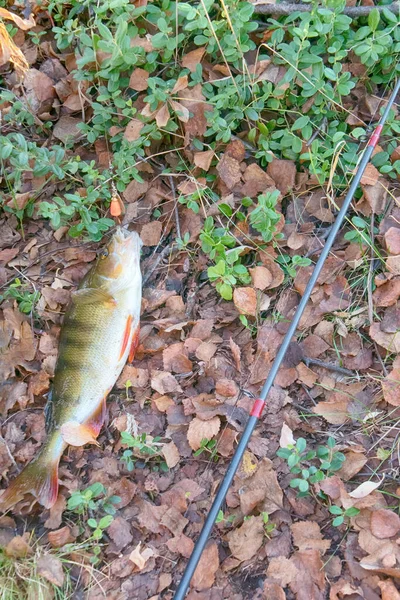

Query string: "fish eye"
[[99, 249, 109, 259]]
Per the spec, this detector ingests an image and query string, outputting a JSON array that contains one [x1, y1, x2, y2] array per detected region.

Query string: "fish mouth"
[[113, 227, 143, 249]]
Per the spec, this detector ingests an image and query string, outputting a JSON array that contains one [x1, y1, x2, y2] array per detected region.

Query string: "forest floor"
[[1, 1, 400, 599]]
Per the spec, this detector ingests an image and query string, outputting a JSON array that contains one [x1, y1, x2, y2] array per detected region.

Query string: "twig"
[[304, 357, 356, 378], [367, 214, 389, 376], [142, 244, 175, 285], [253, 2, 400, 16], [168, 175, 181, 240]]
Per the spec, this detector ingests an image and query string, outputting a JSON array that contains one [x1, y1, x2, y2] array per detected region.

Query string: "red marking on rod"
[[250, 398, 265, 418], [368, 124, 383, 148]]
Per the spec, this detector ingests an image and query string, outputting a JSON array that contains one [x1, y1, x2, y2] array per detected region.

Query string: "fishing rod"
[[174, 77, 400, 600]]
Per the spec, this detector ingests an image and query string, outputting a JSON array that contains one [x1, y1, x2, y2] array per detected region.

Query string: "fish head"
[[94, 228, 142, 287]]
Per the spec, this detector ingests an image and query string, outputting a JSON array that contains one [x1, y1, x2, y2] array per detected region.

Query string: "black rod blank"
[[174, 78, 400, 600]]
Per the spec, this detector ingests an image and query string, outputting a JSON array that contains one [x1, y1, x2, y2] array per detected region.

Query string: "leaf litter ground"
[[1, 2, 400, 600]]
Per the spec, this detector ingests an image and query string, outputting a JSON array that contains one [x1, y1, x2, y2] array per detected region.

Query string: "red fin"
[[119, 315, 133, 360], [0, 454, 60, 512], [85, 395, 107, 438], [129, 325, 140, 363]]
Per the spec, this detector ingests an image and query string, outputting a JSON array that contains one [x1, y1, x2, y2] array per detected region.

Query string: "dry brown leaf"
[[193, 150, 214, 171], [170, 100, 190, 122], [370, 322, 400, 353], [371, 509, 400, 539], [171, 75, 188, 93], [187, 416, 221, 451], [162, 441, 180, 468], [378, 579, 400, 600], [348, 479, 382, 499], [5, 534, 33, 558], [279, 423, 295, 448], [140, 221, 163, 246], [382, 362, 400, 407], [360, 163, 380, 186], [313, 400, 349, 425], [129, 542, 155, 570], [124, 119, 144, 142], [47, 527, 74, 548], [151, 371, 182, 394], [0, 7, 35, 29], [267, 556, 298, 587], [291, 521, 331, 555], [385, 227, 400, 254], [155, 103, 170, 127], [289, 550, 326, 600], [250, 266, 273, 290], [227, 516, 264, 562], [217, 154, 242, 189], [267, 159, 296, 194], [336, 450, 367, 481], [239, 458, 283, 515], [37, 554, 65, 587], [233, 287, 257, 316], [129, 68, 149, 91], [192, 541, 219, 591], [182, 47, 206, 72], [263, 580, 286, 600], [229, 337, 241, 371]]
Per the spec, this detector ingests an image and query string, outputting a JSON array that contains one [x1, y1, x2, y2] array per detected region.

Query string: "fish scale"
[[0, 228, 142, 512]]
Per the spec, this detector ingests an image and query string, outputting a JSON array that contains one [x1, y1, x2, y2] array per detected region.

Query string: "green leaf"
[[345, 507, 360, 517], [332, 516, 344, 527], [87, 518, 98, 528], [298, 479, 309, 493], [329, 505, 343, 515], [99, 515, 113, 529], [368, 8, 380, 32], [296, 438, 306, 453]]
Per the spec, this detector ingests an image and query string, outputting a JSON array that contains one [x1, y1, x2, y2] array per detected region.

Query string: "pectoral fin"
[[71, 288, 117, 306], [61, 422, 100, 447]]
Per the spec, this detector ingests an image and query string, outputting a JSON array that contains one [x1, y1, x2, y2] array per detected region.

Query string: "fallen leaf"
[[371, 509, 400, 539], [129, 542, 155, 570], [37, 554, 65, 587], [182, 47, 206, 72], [108, 517, 133, 551], [370, 322, 400, 353], [124, 119, 144, 142], [155, 103, 170, 128], [0, 7, 35, 29], [385, 227, 400, 254], [151, 371, 182, 394], [162, 441, 180, 468], [53, 116, 82, 143], [140, 222, 163, 246], [233, 287, 257, 316], [239, 458, 283, 515], [279, 423, 295, 448], [336, 450, 367, 481], [378, 579, 400, 600], [348, 479, 382, 499], [291, 521, 331, 554], [129, 67, 149, 91], [263, 580, 286, 600], [47, 526, 74, 548], [313, 399, 349, 425], [217, 154, 242, 189], [267, 159, 296, 195], [187, 416, 221, 451], [289, 550, 326, 600], [193, 150, 214, 171], [250, 266, 273, 290], [267, 556, 299, 588], [5, 534, 33, 558], [361, 163, 380, 186], [192, 541, 219, 591], [227, 516, 264, 562]]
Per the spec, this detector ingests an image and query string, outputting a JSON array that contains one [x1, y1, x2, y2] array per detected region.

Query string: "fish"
[[0, 227, 142, 511]]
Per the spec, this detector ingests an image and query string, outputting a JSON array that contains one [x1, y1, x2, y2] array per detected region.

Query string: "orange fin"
[[0, 454, 60, 512], [85, 395, 108, 438], [119, 315, 133, 360], [129, 325, 140, 362], [60, 422, 100, 447]]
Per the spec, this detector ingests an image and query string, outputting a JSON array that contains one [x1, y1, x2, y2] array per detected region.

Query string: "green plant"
[[261, 511, 276, 538], [67, 482, 120, 516], [0, 279, 40, 315], [216, 509, 236, 525], [344, 216, 379, 247], [329, 504, 360, 527], [277, 436, 346, 496], [276, 254, 313, 279], [193, 438, 219, 462], [249, 191, 282, 243], [120, 431, 168, 472]]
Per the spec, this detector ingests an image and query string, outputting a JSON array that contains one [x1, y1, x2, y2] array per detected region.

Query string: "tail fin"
[[0, 453, 60, 512]]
